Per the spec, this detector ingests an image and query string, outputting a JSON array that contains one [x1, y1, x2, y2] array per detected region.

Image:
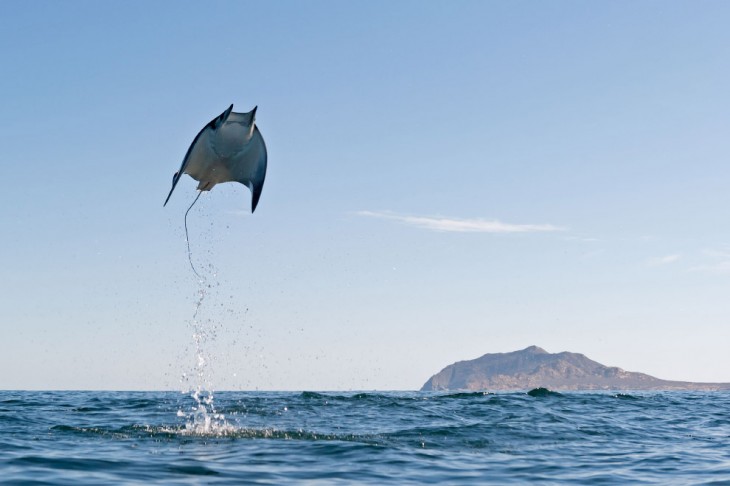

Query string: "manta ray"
[[164, 104, 267, 212]]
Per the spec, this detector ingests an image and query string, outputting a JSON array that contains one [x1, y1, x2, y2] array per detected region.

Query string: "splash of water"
[[175, 190, 254, 436], [177, 271, 232, 435], [178, 192, 228, 434]]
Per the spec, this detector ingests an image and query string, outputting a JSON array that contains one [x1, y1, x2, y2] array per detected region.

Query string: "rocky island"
[[421, 346, 730, 391]]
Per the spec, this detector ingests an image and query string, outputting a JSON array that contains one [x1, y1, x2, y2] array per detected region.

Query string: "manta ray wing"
[[226, 126, 267, 212], [163, 104, 234, 206]]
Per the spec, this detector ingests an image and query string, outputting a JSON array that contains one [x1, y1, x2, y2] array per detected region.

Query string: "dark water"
[[2, 390, 729, 484]]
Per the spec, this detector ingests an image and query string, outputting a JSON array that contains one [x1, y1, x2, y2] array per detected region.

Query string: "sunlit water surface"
[[2, 390, 730, 484]]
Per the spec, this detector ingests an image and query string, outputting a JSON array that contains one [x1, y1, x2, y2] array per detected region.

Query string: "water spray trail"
[[182, 275, 229, 434], [179, 191, 228, 433], [191, 280, 214, 431]]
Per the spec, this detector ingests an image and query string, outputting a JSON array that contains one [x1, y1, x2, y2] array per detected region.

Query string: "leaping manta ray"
[[164, 104, 267, 277], [164, 104, 267, 212]]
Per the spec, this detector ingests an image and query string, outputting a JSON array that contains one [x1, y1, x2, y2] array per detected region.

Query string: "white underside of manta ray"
[[164, 104, 267, 212]]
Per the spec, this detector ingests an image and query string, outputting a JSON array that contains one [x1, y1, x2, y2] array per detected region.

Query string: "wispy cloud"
[[357, 211, 564, 234], [690, 261, 730, 274], [647, 254, 681, 266], [701, 248, 730, 259], [690, 248, 730, 274]]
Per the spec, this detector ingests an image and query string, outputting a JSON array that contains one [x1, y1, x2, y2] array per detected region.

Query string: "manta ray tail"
[[184, 191, 204, 279]]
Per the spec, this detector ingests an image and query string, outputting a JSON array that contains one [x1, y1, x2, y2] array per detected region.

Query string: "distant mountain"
[[421, 346, 730, 391]]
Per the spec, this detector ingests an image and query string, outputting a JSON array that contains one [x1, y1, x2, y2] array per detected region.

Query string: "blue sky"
[[1, 1, 729, 390]]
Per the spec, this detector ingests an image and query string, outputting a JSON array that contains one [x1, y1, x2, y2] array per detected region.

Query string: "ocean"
[[2, 390, 729, 484]]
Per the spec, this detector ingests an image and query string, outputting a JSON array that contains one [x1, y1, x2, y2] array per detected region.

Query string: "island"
[[421, 345, 730, 391]]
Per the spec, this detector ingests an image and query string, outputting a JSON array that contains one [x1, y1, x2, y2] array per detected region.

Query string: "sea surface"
[[2, 390, 729, 484]]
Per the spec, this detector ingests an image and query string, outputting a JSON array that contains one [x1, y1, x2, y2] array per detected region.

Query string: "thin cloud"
[[357, 211, 564, 234], [647, 254, 681, 266], [691, 249, 730, 274], [702, 248, 730, 259], [690, 261, 730, 275]]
